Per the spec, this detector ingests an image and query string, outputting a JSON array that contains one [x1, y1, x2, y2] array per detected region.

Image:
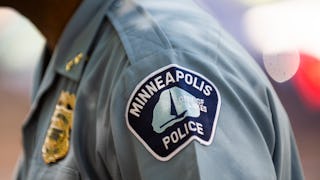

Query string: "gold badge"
[[42, 91, 76, 164]]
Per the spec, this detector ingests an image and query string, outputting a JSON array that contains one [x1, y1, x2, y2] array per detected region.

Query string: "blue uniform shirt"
[[16, 0, 304, 179]]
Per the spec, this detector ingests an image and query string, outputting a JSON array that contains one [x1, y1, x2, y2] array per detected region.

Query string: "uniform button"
[[115, 0, 122, 8], [109, 0, 122, 12]]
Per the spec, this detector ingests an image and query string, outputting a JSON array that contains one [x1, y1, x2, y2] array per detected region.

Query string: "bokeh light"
[[0, 8, 44, 73], [237, 0, 278, 6], [263, 50, 300, 83], [244, 0, 320, 60], [293, 53, 320, 109]]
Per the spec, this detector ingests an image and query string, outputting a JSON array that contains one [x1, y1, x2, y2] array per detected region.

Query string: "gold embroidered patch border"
[[42, 91, 76, 164]]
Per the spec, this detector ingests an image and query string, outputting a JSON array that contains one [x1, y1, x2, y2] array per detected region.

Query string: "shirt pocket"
[[46, 166, 80, 180], [26, 162, 80, 180]]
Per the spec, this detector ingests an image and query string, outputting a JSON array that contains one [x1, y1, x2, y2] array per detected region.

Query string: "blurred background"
[[0, 0, 319, 179]]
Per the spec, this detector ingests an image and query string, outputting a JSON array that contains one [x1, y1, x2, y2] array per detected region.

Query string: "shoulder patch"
[[126, 64, 221, 161]]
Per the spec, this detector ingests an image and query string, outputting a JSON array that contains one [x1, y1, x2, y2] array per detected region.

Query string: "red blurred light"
[[293, 52, 320, 109]]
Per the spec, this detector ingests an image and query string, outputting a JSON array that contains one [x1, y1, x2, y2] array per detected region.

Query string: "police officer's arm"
[[102, 27, 303, 180], [91, 1, 304, 178]]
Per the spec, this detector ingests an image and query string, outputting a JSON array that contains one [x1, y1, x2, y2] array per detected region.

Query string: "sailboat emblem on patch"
[[126, 64, 221, 161]]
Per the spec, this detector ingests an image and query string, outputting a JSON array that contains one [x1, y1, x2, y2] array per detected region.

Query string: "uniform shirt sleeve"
[[96, 1, 304, 179], [111, 49, 303, 180]]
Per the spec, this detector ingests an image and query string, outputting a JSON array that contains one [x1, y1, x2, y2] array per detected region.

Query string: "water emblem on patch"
[[126, 64, 221, 161]]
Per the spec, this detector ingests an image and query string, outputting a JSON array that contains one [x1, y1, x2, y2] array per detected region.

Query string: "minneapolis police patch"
[[126, 64, 221, 161]]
